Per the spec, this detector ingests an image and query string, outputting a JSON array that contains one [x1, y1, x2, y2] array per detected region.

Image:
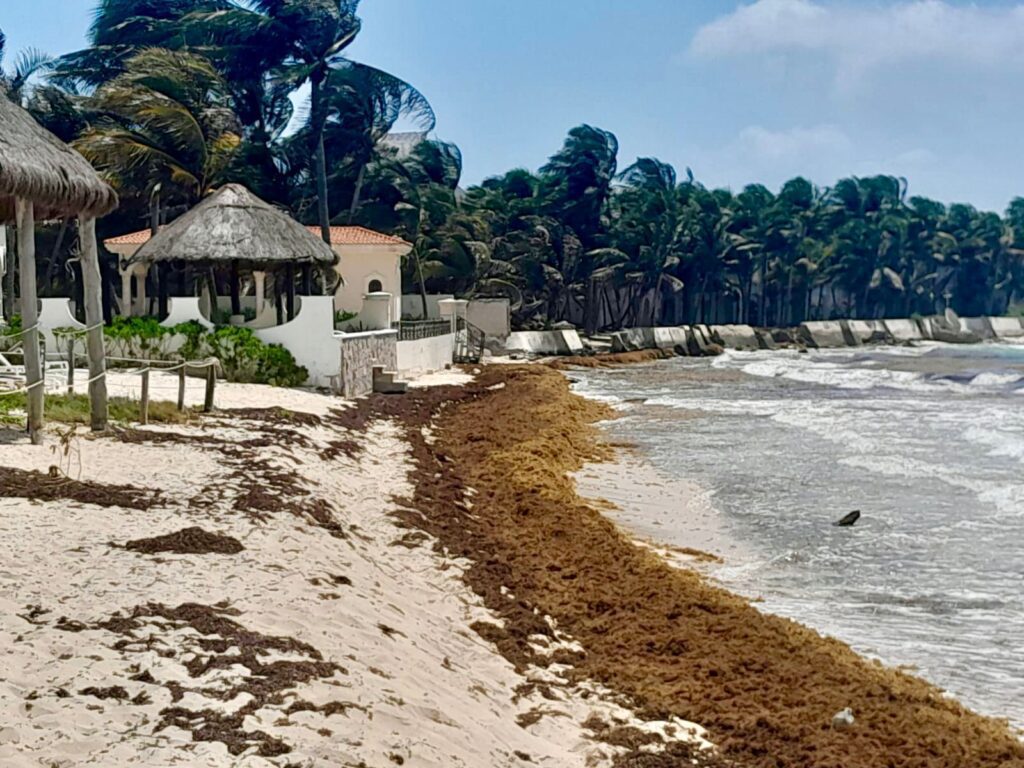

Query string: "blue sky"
[[4, 0, 1024, 212]]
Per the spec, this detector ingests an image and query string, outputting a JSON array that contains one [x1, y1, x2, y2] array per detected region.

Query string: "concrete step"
[[372, 366, 409, 395]]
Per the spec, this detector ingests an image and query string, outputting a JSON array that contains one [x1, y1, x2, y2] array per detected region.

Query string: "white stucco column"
[[120, 266, 133, 317], [133, 263, 149, 316], [253, 270, 267, 316], [438, 298, 468, 334], [362, 291, 393, 330]]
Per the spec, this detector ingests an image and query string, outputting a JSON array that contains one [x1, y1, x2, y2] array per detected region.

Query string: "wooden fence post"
[[203, 363, 216, 412], [140, 367, 150, 425], [16, 199, 42, 444], [66, 338, 75, 395], [78, 217, 108, 432], [177, 365, 186, 412]]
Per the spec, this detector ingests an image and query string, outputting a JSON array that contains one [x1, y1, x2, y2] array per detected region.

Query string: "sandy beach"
[[0, 370, 710, 767], [2, 364, 1023, 766]]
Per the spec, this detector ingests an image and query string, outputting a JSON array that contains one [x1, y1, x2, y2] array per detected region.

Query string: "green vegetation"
[[53, 318, 307, 387], [0, 392, 195, 425], [3, 5, 1024, 331], [178, 325, 308, 387]]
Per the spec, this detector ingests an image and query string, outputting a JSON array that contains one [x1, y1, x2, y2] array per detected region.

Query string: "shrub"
[[53, 317, 308, 388], [180, 325, 308, 387]]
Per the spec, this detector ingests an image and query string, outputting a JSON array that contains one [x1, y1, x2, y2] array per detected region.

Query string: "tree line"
[[2, 2, 1023, 330]]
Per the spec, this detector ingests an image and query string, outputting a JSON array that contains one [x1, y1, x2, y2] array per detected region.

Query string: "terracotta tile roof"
[[104, 224, 409, 248], [104, 229, 154, 246], [315, 226, 410, 246]]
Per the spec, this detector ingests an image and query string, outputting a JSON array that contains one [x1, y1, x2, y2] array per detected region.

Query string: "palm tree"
[[0, 29, 53, 104], [74, 49, 241, 206], [539, 125, 618, 250]]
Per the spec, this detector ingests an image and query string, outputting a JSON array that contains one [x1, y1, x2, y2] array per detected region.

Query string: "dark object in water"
[[834, 510, 861, 527]]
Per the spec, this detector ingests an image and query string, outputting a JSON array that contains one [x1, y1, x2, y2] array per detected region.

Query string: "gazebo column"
[[79, 217, 108, 432], [120, 264, 133, 317], [15, 199, 43, 444], [230, 260, 241, 317], [285, 263, 296, 320], [134, 263, 149, 316], [253, 270, 266, 317]]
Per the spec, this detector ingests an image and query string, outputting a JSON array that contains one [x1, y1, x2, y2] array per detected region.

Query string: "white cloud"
[[691, 0, 1024, 87], [735, 124, 852, 162]]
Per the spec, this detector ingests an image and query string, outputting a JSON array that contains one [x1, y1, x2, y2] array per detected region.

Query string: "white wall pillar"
[[438, 298, 468, 334], [361, 291, 394, 330]]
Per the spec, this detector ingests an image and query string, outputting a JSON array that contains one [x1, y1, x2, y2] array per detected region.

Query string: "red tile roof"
[[105, 225, 409, 248]]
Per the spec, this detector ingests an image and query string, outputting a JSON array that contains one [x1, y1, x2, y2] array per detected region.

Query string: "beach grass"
[[0, 392, 196, 425]]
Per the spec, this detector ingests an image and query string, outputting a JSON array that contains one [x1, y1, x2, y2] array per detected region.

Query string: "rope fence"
[[1, 342, 220, 424]]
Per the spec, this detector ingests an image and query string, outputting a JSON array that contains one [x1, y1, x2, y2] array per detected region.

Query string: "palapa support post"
[[79, 217, 108, 432], [285, 263, 296, 320], [16, 199, 43, 444], [230, 259, 241, 316]]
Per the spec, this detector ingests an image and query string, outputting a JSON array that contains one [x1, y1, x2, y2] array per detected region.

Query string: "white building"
[[104, 224, 411, 323]]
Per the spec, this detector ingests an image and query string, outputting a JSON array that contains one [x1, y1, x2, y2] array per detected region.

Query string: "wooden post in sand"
[[66, 337, 75, 394], [177, 365, 186, 412], [203, 363, 216, 412], [140, 367, 150, 425], [79, 217, 108, 432], [16, 199, 43, 444]]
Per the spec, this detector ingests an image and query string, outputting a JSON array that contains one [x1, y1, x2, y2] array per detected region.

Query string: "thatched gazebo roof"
[[128, 183, 338, 267], [0, 96, 118, 222]]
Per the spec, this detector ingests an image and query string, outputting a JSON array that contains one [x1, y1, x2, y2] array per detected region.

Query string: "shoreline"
[[388, 365, 1024, 767]]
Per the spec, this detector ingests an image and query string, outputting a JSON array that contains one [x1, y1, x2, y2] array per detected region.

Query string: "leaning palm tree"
[[74, 49, 241, 207], [0, 28, 53, 104], [183, 1, 429, 243]]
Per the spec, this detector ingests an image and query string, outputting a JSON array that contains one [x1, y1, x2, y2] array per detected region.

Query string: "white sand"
[[0, 378, 711, 766]]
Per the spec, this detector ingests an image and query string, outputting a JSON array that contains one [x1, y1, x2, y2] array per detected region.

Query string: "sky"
[[3, 0, 1024, 212]]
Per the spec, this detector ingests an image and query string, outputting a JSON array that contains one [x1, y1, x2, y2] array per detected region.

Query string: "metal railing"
[[392, 319, 453, 341], [454, 317, 486, 363]]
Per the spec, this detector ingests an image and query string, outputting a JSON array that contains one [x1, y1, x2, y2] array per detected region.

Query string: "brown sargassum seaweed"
[[353, 365, 1024, 768]]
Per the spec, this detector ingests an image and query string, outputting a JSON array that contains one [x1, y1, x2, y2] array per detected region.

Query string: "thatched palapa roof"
[[0, 95, 118, 222], [129, 184, 338, 267]]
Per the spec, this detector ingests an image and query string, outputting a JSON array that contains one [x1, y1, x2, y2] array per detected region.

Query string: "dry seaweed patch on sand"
[[79, 602, 345, 758], [0, 465, 159, 509], [367, 365, 1024, 768], [121, 526, 244, 555]]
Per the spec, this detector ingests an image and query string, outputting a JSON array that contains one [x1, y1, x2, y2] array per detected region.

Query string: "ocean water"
[[571, 342, 1024, 728]]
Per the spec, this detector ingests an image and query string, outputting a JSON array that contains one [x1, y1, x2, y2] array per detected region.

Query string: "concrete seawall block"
[[710, 324, 759, 350], [988, 317, 1024, 338], [962, 317, 995, 339], [505, 330, 584, 355], [800, 321, 847, 348], [846, 320, 886, 343], [653, 327, 689, 352], [883, 319, 923, 342]]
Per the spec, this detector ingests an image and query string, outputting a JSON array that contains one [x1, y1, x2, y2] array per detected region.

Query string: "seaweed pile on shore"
[[357, 365, 1024, 768]]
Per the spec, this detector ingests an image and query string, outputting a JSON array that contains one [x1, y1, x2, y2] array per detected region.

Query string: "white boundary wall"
[[397, 334, 455, 376]]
